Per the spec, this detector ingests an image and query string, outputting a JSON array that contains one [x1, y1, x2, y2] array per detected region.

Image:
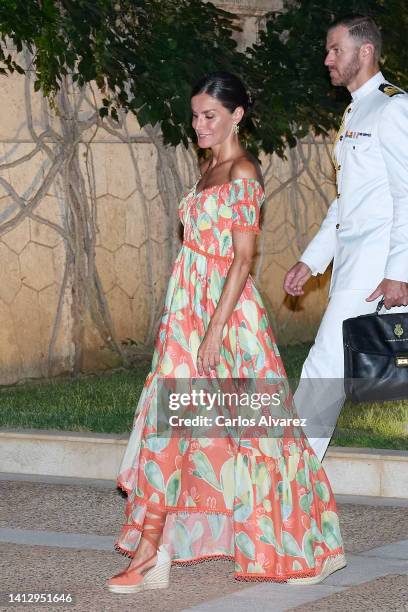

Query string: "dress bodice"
[[179, 178, 264, 259]]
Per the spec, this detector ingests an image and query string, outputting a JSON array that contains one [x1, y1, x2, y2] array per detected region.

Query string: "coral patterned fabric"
[[115, 178, 344, 581]]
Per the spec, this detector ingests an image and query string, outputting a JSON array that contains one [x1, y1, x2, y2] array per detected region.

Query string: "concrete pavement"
[[0, 474, 407, 611]]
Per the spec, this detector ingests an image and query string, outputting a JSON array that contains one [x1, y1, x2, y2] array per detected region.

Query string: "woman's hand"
[[197, 325, 223, 376]]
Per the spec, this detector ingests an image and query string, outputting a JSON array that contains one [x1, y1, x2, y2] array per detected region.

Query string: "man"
[[284, 14, 408, 461]]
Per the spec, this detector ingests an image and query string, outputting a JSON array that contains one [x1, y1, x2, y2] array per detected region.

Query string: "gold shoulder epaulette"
[[379, 83, 404, 97]]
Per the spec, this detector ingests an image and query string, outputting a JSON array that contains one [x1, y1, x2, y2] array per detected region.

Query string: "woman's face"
[[191, 92, 241, 148]]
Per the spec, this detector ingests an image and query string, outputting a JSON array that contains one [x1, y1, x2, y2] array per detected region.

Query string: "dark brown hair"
[[191, 71, 252, 114], [329, 14, 382, 63]]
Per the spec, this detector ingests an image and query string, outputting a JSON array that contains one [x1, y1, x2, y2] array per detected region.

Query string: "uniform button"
[[336, 223, 340, 229]]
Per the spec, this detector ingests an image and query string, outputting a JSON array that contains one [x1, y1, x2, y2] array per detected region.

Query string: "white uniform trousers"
[[293, 290, 408, 461]]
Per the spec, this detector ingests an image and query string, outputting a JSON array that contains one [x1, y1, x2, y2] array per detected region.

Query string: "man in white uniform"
[[284, 15, 408, 461]]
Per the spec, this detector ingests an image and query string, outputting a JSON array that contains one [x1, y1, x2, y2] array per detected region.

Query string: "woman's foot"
[[107, 545, 171, 593], [107, 504, 170, 594], [108, 539, 158, 584], [126, 536, 159, 575]]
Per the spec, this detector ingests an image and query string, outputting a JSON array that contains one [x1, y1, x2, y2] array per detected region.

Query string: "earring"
[[233, 123, 240, 135]]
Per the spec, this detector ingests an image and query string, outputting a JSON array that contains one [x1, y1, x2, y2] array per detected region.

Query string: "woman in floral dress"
[[107, 72, 346, 594]]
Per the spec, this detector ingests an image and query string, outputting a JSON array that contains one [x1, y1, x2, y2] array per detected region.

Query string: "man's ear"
[[360, 42, 375, 60]]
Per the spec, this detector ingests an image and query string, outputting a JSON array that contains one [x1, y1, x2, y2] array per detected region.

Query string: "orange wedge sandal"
[[107, 505, 171, 594], [287, 553, 347, 585]]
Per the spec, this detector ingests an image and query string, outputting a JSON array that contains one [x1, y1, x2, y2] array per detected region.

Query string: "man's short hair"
[[329, 14, 382, 63]]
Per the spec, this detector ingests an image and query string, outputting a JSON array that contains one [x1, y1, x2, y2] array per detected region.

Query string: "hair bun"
[[192, 72, 251, 116]]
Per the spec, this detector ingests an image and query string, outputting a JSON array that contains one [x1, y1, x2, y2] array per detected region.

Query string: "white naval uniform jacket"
[[300, 71, 408, 295]]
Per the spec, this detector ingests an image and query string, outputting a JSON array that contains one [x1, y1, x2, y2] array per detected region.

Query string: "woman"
[[107, 72, 346, 593]]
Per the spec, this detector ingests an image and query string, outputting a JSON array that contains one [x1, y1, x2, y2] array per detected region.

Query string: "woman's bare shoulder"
[[230, 154, 263, 186]]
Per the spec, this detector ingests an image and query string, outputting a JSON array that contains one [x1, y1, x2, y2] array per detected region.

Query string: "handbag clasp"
[[395, 355, 408, 367]]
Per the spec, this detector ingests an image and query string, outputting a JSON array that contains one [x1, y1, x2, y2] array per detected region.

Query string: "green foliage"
[[0, 0, 407, 155], [0, 0, 243, 146], [246, 0, 408, 155]]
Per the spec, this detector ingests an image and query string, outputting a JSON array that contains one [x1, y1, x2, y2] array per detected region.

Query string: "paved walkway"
[[0, 474, 407, 611]]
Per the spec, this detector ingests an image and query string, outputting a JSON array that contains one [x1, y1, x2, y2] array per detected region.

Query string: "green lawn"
[[0, 344, 407, 450]]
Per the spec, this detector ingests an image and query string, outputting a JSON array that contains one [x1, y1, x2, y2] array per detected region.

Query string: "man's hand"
[[284, 262, 312, 296], [366, 278, 408, 309]]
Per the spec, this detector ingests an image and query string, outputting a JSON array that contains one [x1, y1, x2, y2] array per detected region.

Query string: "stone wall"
[[0, 0, 335, 385]]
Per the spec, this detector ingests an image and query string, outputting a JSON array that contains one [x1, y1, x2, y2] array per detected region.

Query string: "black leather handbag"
[[343, 299, 408, 402]]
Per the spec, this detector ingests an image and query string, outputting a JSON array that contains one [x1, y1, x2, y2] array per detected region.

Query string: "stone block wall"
[[0, 0, 335, 384]]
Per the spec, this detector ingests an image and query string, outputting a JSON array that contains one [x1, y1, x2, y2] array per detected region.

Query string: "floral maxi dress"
[[115, 178, 345, 581]]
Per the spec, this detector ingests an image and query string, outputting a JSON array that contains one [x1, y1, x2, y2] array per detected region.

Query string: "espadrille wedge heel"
[[287, 553, 347, 585], [107, 545, 171, 594], [107, 503, 170, 594]]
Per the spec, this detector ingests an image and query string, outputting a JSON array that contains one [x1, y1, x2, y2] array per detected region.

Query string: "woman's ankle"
[[128, 555, 157, 573], [128, 540, 157, 571], [125, 504, 166, 573]]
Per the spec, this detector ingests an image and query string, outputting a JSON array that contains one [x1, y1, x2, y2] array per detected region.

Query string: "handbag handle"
[[376, 297, 385, 314]]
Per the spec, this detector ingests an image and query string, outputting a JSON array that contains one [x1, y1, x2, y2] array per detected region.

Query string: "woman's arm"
[[197, 159, 261, 376], [197, 229, 257, 375]]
